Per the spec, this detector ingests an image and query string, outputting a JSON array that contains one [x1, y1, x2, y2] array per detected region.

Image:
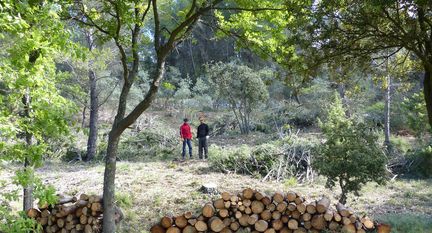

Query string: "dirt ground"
[[1, 160, 431, 233]]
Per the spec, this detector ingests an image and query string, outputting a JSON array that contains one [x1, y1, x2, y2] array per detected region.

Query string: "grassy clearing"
[[0, 160, 431, 233]]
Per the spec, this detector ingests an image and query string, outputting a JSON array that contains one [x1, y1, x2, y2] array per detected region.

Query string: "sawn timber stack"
[[150, 188, 377, 233]]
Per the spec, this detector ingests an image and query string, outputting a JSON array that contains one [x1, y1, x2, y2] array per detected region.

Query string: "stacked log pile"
[[151, 188, 377, 233], [27, 194, 103, 233]]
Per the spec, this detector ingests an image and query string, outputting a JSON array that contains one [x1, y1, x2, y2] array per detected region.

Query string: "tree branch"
[[212, 7, 286, 12], [152, 0, 161, 51]]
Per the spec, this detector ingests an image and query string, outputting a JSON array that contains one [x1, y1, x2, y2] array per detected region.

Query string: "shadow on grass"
[[374, 213, 432, 233], [383, 178, 432, 215]]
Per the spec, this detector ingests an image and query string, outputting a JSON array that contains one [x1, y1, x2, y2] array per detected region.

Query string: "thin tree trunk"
[[384, 74, 391, 151], [339, 179, 347, 205], [85, 32, 98, 161], [423, 68, 432, 130], [22, 49, 40, 211], [81, 106, 87, 129], [86, 69, 98, 161], [23, 91, 33, 211], [231, 106, 243, 134], [293, 88, 301, 105], [189, 39, 196, 74]]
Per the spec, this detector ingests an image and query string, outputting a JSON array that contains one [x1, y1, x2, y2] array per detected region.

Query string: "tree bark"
[[339, 179, 347, 205], [81, 106, 87, 129], [102, 133, 120, 232], [423, 68, 432, 130]]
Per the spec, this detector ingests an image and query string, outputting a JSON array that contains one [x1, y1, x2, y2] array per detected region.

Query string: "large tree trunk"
[[384, 74, 391, 151], [423, 68, 432, 130], [102, 133, 121, 232], [85, 69, 98, 161], [102, 81, 132, 232]]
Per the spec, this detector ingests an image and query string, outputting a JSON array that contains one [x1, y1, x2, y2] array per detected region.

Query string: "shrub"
[[208, 135, 315, 182], [401, 92, 430, 137], [406, 146, 432, 178], [314, 93, 388, 204], [115, 128, 178, 161]]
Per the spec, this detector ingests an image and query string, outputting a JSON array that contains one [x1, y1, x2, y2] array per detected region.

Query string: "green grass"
[[375, 214, 432, 233], [115, 192, 134, 208]]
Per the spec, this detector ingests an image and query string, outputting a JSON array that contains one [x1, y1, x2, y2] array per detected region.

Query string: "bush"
[[208, 135, 315, 182], [406, 146, 432, 178], [314, 93, 388, 204], [401, 92, 430, 137], [115, 128, 179, 161], [390, 136, 412, 154]]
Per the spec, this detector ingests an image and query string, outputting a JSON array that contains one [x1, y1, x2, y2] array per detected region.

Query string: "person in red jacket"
[[180, 118, 193, 159]]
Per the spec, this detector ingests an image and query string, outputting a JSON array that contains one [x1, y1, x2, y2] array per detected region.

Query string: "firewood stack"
[[27, 194, 103, 233], [150, 188, 376, 233]]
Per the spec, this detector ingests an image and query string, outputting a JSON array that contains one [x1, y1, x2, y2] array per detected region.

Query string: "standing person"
[[180, 118, 193, 160], [197, 117, 209, 159]]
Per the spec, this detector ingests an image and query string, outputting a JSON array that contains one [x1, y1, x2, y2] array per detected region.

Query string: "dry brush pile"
[[26, 194, 106, 233], [150, 188, 380, 233]]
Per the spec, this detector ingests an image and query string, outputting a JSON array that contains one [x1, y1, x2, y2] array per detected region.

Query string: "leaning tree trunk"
[[102, 58, 166, 232], [102, 80, 133, 232], [423, 68, 432, 130]]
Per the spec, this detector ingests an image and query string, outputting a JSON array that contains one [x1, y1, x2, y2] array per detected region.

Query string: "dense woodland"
[[0, 0, 432, 233]]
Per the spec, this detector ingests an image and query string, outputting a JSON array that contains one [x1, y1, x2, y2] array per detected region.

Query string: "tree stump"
[[199, 183, 218, 195]]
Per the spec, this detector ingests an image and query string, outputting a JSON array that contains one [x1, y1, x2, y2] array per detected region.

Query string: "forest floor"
[[1, 160, 431, 233]]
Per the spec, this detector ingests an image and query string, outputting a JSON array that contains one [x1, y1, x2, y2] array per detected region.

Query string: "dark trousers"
[[198, 137, 208, 159], [182, 139, 192, 158]]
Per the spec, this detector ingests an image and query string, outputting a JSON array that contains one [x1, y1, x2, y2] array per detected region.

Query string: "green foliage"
[[0, 205, 42, 233], [402, 92, 430, 137], [115, 192, 133, 209], [0, 1, 77, 228], [315, 93, 388, 203], [407, 146, 432, 178], [206, 61, 270, 134], [283, 177, 298, 188], [215, 0, 313, 75], [389, 136, 412, 155], [375, 214, 432, 233], [0, 174, 57, 232]]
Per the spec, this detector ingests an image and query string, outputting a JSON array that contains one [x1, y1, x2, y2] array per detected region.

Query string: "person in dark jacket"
[[180, 118, 193, 159], [196, 117, 209, 159]]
